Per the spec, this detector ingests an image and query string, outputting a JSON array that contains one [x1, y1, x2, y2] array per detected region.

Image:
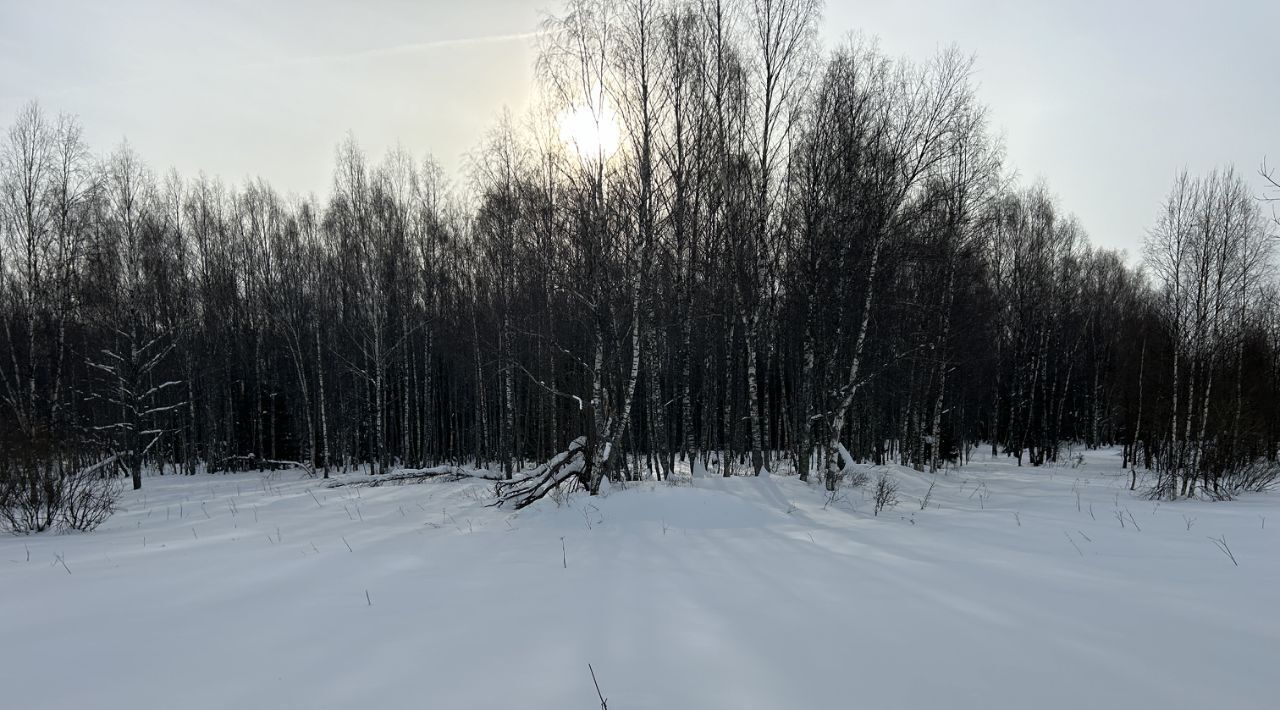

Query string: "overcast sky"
[[1, 0, 1275, 256]]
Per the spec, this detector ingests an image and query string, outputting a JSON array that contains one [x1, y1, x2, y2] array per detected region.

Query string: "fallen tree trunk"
[[490, 437, 589, 509], [325, 465, 502, 488], [211, 455, 306, 473]]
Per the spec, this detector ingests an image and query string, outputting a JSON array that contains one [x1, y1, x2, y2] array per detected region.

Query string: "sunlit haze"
[[2, 1, 1276, 254]]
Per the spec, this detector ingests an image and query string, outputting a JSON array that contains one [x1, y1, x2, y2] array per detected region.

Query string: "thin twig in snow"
[[588, 664, 608, 710], [1063, 531, 1083, 557], [1208, 535, 1238, 566]]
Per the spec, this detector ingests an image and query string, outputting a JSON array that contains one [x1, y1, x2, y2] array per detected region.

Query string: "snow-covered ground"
[[3, 448, 1277, 709]]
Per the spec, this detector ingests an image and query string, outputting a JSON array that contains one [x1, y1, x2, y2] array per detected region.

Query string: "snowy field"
[[3, 447, 1277, 710]]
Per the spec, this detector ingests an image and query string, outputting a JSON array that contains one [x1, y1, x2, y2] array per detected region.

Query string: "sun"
[[558, 102, 620, 161]]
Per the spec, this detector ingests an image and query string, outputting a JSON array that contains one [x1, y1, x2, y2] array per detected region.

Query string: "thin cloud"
[[7, 30, 546, 101], [277, 30, 547, 68]]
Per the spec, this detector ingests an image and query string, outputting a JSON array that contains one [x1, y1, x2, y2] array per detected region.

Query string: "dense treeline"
[[2, 0, 1277, 522]]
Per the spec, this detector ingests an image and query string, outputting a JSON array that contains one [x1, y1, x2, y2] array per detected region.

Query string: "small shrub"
[[920, 479, 936, 510], [873, 473, 899, 517], [1221, 459, 1279, 496], [59, 458, 123, 531], [0, 459, 61, 533], [549, 474, 582, 508], [1146, 445, 1279, 501], [847, 468, 870, 489], [1, 440, 121, 534]]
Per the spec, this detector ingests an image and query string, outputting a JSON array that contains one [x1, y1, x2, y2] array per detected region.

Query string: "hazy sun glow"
[[558, 102, 620, 160]]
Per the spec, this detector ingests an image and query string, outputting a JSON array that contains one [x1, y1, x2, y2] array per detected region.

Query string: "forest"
[[3, 0, 1279, 530]]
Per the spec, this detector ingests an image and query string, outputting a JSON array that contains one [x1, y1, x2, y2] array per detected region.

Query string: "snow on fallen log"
[[80, 454, 122, 477], [325, 465, 504, 488], [490, 436, 589, 509], [211, 455, 309, 473]]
